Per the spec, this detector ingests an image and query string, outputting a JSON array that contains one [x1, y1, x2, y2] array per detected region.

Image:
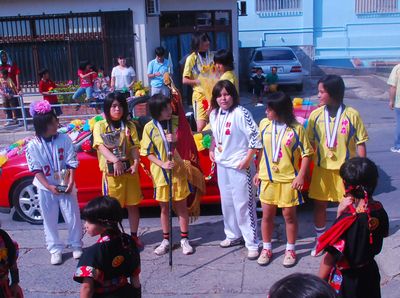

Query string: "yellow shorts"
[[193, 90, 208, 122], [103, 173, 143, 207], [154, 179, 190, 203], [309, 166, 345, 202], [259, 180, 303, 208]]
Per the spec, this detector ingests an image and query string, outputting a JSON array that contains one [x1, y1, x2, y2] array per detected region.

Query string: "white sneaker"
[[310, 242, 323, 257], [51, 252, 62, 265], [73, 249, 83, 259], [154, 239, 169, 255], [247, 249, 260, 260], [390, 147, 400, 153], [180, 238, 194, 255]]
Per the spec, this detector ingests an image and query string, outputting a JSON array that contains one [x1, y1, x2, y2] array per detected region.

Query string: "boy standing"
[[147, 47, 170, 97]]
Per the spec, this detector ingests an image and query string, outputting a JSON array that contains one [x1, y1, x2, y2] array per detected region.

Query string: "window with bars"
[[256, 0, 302, 13], [355, 0, 398, 14]]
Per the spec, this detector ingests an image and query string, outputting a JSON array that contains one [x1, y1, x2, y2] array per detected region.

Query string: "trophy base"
[[107, 159, 131, 175], [56, 185, 68, 193]]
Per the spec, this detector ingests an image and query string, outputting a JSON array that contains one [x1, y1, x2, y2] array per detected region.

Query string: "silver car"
[[249, 47, 304, 91]]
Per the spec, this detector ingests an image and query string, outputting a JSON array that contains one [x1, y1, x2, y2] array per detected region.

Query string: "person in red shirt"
[[38, 68, 62, 116], [72, 61, 96, 111], [0, 50, 22, 122]]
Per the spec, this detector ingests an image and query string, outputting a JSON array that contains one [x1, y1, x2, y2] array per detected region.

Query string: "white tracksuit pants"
[[38, 188, 82, 254], [217, 164, 259, 251]]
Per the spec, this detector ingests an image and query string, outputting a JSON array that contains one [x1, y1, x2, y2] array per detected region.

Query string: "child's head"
[[38, 68, 49, 80], [318, 74, 345, 106], [214, 49, 234, 72], [266, 91, 296, 126], [269, 273, 336, 298], [340, 157, 378, 199], [79, 60, 91, 71], [155, 47, 166, 62], [191, 32, 211, 53], [30, 101, 58, 137], [210, 80, 239, 112], [271, 67, 278, 74], [103, 92, 129, 123], [256, 67, 263, 75], [0, 69, 8, 79], [117, 55, 127, 67], [149, 93, 172, 121], [81, 196, 124, 237]]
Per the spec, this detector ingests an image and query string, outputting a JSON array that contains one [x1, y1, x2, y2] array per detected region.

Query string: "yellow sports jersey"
[[306, 105, 368, 170], [220, 70, 239, 93], [183, 52, 214, 95], [140, 116, 183, 187], [258, 118, 313, 183], [93, 120, 140, 172]]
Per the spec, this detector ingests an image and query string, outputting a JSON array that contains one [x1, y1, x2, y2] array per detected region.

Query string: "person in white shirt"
[[111, 55, 136, 99], [209, 80, 262, 260]]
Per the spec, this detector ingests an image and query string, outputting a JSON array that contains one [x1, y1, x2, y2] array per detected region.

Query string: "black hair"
[[340, 157, 379, 197], [1, 68, 8, 76], [81, 196, 123, 235], [271, 66, 278, 71], [117, 54, 126, 59], [318, 74, 345, 104], [98, 65, 105, 71], [148, 93, 171, 120], [78, 60, 91, 71], [269, 273, 337, 298], [191, 32, 211, 53], [38, 68, 49, 78], [266, 91, 296, 127], [33, 111, 58, 137], [256, 67, 263, 73], [210, 80, 240, 113], [155, 46, 166, 57], [103, 92, 129, 126], [213, 49, 234, 70]]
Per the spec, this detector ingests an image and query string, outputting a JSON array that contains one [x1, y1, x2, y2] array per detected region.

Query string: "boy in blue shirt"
[[147, 47, 170, 97]]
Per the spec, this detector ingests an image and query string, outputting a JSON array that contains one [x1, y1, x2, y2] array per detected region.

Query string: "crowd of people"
[[0, 31, 398, 298]]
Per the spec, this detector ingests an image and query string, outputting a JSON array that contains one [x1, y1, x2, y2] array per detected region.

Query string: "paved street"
[[0, 74, 399, 297]]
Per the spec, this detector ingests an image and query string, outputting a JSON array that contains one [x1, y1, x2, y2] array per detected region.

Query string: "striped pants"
[[216, 164, 259, 251]]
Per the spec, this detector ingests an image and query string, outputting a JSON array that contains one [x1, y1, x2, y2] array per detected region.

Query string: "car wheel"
[[295, 83, 303, 92], [12, 178, 43, 225]]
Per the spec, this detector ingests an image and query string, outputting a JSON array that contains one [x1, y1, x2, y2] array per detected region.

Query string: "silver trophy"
[[101, 131, 130, 174], [55, 169, 70, 193]]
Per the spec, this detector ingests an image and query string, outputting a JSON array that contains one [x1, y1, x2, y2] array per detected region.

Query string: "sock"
[[315, 226, 326, 239], [286, 243, 295, 251], [263, 242, 272, 250], [163, 232, 170, 241], [180, 231, 189, 239]]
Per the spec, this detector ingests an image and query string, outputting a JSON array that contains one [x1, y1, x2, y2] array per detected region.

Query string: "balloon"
[[202, 134, 212, 149]]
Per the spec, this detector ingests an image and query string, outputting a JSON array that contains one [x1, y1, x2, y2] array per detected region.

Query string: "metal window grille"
[[256, 0, 302, 12], [355, 0, 398, 14]]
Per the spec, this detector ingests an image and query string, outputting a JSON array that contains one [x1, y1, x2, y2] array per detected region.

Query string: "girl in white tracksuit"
[[209, 80, 262, 260], [26, 100, 82, 265]]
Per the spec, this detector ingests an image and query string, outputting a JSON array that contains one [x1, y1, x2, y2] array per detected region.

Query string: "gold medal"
[[218, 146, 223, 152], [327, 149, 334, 159], [272, 165, 279, 173]]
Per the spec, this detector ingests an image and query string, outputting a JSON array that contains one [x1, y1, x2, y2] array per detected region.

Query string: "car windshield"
[[254, 49, 296, 61]]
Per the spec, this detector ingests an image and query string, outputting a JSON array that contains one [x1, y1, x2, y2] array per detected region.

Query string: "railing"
[[256, 0, 302, 13], [355, 0, 398, 14]]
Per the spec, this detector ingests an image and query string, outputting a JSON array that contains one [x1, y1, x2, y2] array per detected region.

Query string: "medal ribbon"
[[216, 109, 229, 145], [41, 137, 60, 172], [155, 120, 171, 155], [271, 121, 287, 163], [324, 105, 343, 149]]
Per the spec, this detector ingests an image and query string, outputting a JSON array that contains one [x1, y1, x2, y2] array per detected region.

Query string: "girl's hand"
[[337, 195, 354, 217], [162, 161, 174, 170], [65, 182, 74, 193], [292, 175, 305, 191], [166, 133, 177, 143], [47, 185, 60, 195], [237, 159, 251, 170], [10, 283, 23, 298], [253, 173, 260, 186], [209, 150, 215, 162], [128, 161, 139, 174], [113, 160, 124, 176]]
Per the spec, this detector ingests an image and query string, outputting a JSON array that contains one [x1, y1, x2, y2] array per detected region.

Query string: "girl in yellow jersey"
[[214, 49, 239, 92], [140, 94, 194, 256], [92, 93, 143, 250], [183, 32, 214, 132], [306, 75, 368, 256], [254, 92, 313, 267]]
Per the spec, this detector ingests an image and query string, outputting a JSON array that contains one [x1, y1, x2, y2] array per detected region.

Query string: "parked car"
[[249, 46, 304, 91]]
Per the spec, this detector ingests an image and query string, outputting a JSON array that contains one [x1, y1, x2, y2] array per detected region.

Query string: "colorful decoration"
[[29, 100, 52, 117], [197, 63, 219, 106], [132, 81, 149, 97], [293, 97, 303, 107], [202, 134, 212, 149], [193, 133, 204, 151]]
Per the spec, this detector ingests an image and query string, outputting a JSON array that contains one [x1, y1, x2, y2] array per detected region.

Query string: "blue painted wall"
[[239, 0, 400, 60]]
